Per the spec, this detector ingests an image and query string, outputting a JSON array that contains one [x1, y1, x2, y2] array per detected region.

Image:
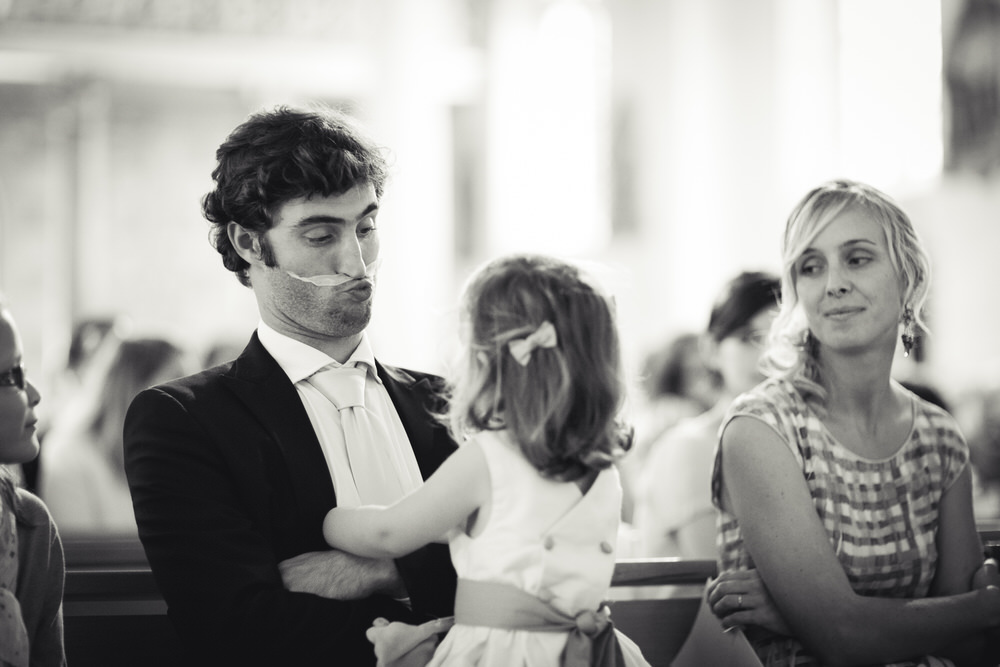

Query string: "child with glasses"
[[0, 297, 66, 666]]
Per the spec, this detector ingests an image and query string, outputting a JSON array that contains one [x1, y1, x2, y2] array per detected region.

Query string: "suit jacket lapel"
[[222, 333, 337, 515], [377, 361, 453, 481]]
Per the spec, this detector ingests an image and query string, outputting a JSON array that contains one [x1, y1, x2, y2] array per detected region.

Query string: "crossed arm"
[[124, 387, 422, 665], [711, 417, 1000, 667]]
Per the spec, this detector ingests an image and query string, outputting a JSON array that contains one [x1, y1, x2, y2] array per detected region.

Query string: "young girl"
[[0, 297, 67, 667], [323, 254, 650, 666]]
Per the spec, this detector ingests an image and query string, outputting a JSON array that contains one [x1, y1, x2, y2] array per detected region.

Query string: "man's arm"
[[124, 384, 417, 667], [279, 549, 407, 599]]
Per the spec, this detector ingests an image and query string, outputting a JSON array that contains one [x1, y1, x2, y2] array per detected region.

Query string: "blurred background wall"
[[0, 0, 997, 427]]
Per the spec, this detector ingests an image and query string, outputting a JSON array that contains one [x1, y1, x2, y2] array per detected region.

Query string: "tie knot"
[[310, 365, 367, 410]]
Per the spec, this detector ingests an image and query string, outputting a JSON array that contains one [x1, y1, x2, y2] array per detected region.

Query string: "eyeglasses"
[[0, 364, 26, 391]]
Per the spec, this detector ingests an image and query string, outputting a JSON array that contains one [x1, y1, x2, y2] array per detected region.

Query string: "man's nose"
[[334, 237, 367, 278]]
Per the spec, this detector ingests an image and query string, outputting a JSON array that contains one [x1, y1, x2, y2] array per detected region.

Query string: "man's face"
[[245, 183, 381, 347]]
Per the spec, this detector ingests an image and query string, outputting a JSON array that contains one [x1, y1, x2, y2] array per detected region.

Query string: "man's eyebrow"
[[293, 203, 379, 227]]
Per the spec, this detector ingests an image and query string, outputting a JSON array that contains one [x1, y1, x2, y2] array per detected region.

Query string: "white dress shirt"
[[257, 321, 424, 507]]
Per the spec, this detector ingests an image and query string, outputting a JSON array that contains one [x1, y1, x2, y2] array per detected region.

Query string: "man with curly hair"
[[123, 105, 458, 666]]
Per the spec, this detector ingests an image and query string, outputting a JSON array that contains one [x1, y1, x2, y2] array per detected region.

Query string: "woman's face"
[[793, 206, 903, 355], [715, 307, 777, 396], [0, 308, 41, 464]]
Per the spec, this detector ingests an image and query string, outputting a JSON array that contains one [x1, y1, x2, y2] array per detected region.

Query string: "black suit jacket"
[[124, 332, 458, 666]]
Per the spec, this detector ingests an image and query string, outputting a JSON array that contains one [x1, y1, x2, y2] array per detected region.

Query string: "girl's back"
[[431, 430, 624, 666]]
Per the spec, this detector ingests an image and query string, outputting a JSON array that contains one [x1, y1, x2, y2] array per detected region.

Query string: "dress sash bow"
[[455, 578, 625, 667]]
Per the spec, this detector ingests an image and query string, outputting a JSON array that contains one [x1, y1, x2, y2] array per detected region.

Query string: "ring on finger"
[[737, 594, 743, 610]]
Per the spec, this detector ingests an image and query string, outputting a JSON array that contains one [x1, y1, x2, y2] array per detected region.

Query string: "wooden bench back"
[[63, 541, 718, 667], [607, 558, 717, 667]]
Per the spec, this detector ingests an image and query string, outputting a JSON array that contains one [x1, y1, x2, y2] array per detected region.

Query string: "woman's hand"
[[707, 569, 791, 636], [972, 558, 1000, 593], [972, 558, 1000, 665]]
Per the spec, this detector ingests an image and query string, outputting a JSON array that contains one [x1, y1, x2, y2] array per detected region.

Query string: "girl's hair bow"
[[507, 321, 558, 366]]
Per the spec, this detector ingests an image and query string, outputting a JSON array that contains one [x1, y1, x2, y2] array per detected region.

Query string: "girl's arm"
[[719, 416, 1000, 666], [323, 439, 489, 559]]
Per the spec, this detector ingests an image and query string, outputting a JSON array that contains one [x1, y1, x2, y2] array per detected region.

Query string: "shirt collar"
[[257, 320, 380, 384]]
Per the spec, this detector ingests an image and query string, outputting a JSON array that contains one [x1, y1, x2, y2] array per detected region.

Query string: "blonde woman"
[[708, 180, 999, 666]]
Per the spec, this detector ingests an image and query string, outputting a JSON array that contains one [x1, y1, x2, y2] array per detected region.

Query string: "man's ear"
[[228, 222, 261, 263]]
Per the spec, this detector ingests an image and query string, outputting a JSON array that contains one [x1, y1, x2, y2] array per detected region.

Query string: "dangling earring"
[[803, 329, 818, 356], [901, 306, 915, 358]]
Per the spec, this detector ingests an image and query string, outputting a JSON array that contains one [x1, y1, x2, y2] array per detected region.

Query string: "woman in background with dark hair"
[[40, 336, 194, 537], [633, 271, 779, 559]]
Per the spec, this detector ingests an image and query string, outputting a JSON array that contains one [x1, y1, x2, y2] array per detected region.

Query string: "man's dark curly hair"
[[202, 105, 389, 286]]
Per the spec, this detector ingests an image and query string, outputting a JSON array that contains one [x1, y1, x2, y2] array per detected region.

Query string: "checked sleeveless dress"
[[711, 378, 969, 667]]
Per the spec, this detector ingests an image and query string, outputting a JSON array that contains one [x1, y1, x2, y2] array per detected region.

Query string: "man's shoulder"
[[132, 350, 282, 416], [148, 362, 237, 396], [149, 334, 278, 396], [377, 362, 446, 389]]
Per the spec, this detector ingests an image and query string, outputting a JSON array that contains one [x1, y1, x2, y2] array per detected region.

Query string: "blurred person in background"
[[0, 295, 66, 667], [620, 331, 719, 525], [200, 337, 246, 370], [958, 385, 1000, 525], [633, 271, 779, 559], [39, 336, 194, 537], [21, 315, 125, 495]]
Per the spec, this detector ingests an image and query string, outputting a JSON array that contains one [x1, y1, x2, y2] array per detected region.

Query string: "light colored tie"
[[309, 365, 407, 506]]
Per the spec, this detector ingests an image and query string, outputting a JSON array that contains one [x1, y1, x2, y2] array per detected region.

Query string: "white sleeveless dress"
[[426, 430, 649, 666]]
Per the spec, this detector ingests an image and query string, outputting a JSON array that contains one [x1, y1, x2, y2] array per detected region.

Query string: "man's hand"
[[707, 569, 792, 636], [278, 550, 407, 600]]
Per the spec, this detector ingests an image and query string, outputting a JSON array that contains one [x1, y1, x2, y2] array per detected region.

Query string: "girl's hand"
[[707, 569, 791, 636], [366, 616, 454, 667]]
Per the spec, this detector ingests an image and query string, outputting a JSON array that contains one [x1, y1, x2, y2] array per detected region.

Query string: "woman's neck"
[[819, 347, 897, 427], [817, 347, 912, 458]]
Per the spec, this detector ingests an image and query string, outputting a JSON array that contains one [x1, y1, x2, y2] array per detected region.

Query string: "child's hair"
[[447, 254, 631, 482]]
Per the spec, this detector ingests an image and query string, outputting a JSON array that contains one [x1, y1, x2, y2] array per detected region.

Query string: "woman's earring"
[[901, 306, 915, 358]]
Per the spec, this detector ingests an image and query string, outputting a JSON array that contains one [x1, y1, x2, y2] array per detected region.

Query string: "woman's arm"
[[324, 440, 489, 559], [719, 416, 1000, 666], [931, 466, 1000, 665]]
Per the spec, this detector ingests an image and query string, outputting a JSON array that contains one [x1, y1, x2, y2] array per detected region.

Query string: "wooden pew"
[[64, 539, 716, 667], [63, 538, 180, 667], [64, 531, 1000, 666], [608, 558, 718, 667]]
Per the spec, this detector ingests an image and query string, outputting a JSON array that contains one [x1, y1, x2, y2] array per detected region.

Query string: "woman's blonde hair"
[[763, 179, 932, 404], [446, 254, 631, 482]]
